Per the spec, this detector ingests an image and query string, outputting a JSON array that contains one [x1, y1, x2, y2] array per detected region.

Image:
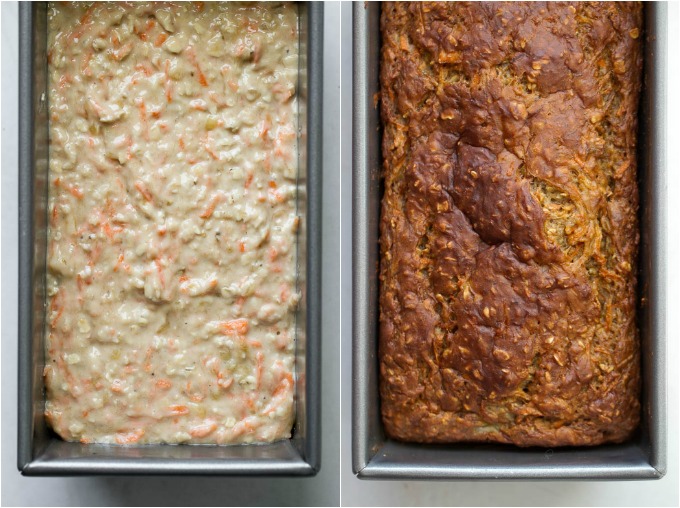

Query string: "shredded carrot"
[[219, 318, 249, 336], [168, 404, 189, 416], [82, 50, 93, 77], [400, 35, 409, 51], [102, 222, 115, 240], [49, 288, 65, 328], [143, 347, 154, 373], [136, 98, 148, 140], [244, 172, 254, 189], [185, 46, 208, 87], [111, 379, 125, 393], [164, 59, 173, 103], [68, 184, 84, 199], [238, 241, 246, 253], [134, 181, 153, 203], [190, 421, 217, 438], [243, 395, 255, 410], [115, 428, 144, 444], [269, 188, 285, 204], [260, 115, 271, 139], [252, 42, 262, 63], [135, 62, 153, 77], [154, 258, 165, 288], [275, 331, 290, 350], [231, 419, 256, 437], [272, 372, 294, 397], [208, 90, 225, 107], [50, 202, 59, 225], [280, 284, 290, 303], [256, 352, 264, 390], [204, 140, 219, 160], [155, 378, 172, 390], [234, 296, 245, 312], [111, 42, 133, 61], [135, 18, 156, 42], [190, 99, 208, 111], [68, 5, 94, 42], [155, 32, 168, 47], [217, 376, 234, 390]]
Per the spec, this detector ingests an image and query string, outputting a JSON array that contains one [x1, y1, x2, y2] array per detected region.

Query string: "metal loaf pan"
[[18, 2, 323, 476], [352, 2, 666, 480]]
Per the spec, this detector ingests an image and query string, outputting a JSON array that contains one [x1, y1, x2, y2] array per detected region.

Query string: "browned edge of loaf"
[[378, 1, 643, 447]]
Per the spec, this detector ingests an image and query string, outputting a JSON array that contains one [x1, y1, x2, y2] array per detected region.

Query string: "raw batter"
[[45, 1, 299, 445]]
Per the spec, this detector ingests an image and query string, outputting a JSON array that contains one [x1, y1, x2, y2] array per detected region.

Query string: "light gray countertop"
[[1, 2, 340, 505]]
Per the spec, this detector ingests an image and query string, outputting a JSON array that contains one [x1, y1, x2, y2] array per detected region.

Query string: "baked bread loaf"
[[379, 1, 643, 447]]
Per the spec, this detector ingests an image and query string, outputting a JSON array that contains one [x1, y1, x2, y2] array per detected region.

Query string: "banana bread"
[[379, 1, 643, 446]]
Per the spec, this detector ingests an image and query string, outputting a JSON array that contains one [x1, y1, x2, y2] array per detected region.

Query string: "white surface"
[[1, 1, 340, 505], [339, 1, 679, 506]]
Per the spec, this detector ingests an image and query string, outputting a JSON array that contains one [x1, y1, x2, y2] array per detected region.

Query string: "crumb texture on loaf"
[[379, 1, 642, 446]]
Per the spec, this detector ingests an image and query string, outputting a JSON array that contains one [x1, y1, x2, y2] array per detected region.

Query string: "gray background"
[[339, 1, 679, 506], [1, 1, 340, 506], [3, 1, 679, 506]]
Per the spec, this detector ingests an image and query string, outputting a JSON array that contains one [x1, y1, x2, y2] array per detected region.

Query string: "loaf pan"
[[18, 1, 323, 476], [352, 1, 666, 480]]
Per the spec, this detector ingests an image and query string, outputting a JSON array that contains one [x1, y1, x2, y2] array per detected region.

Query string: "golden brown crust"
[[379, 1, 642, 447]]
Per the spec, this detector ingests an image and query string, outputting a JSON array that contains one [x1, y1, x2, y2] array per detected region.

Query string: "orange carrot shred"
[[155, 32, 168, 47], [186, 46, 208, 87], [134, 181, 153, 203], [115, 428, 144, 444], [244, 173, 254, 189], [169, 405, 189, 416], [219, 318, 249, 336], [190, 421, 217, 438], [200, 195, 221, 219]]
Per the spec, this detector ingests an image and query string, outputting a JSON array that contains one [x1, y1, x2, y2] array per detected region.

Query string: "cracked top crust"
[[379, 1, 642, 446]]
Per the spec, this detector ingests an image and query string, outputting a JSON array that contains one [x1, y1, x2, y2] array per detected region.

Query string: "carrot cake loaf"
[[379, 1, 642, 447]]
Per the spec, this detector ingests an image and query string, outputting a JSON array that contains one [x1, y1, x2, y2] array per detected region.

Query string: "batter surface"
[[45, 2, 299, 445]]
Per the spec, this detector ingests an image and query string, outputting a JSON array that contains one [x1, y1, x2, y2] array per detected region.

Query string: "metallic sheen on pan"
[[18, 1, 323, 476], [352, 1, 666, 480]]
